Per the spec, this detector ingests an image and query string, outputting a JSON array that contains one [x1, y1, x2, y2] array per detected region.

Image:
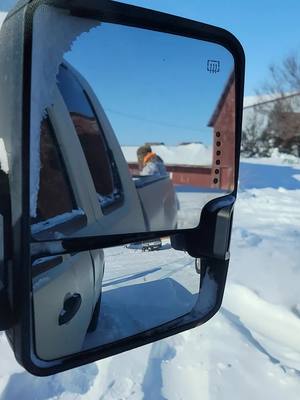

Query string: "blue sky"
[[3, 0, 300, 144], [66, 23, 233, 145], [119, 0, 300, 96], [2, 0, 300, 95]]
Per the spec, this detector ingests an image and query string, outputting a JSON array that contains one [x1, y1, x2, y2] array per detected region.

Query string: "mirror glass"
[[30, 6, 233, 361], [32, 238, 208, 360], [30, 7, 235, 240]]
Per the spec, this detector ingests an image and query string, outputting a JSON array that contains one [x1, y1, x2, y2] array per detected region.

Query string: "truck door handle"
[[58, 293, 82, 325]]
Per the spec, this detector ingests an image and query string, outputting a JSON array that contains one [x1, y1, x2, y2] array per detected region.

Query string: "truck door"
[[57, 63, 146, 236], [31, 110, 100, 360]]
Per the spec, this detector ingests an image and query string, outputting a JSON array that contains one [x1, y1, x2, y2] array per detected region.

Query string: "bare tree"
[[266, 53, 300, 94], [241, 106, 270, 157], [242, 53, 300, 157]]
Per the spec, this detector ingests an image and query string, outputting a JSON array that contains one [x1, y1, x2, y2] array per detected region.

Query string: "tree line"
[[242, 53, 300, 157]]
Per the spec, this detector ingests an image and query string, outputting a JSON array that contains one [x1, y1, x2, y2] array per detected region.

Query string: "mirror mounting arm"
[[171, 195, 235, 260]]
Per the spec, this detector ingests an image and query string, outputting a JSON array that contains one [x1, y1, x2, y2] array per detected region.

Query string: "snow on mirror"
[[29, 6, 234, 361], [29, 6, 236, 241]]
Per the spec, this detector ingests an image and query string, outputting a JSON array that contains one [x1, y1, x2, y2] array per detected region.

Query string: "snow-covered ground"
[[0, 155, 300, 399]]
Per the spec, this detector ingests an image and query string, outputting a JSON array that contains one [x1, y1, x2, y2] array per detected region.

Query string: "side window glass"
[[31, 117, 86, 239], [57, 64, 123, 212]]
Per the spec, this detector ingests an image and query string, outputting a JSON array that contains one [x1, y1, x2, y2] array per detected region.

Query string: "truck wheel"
[[87, 293, 101, 333]]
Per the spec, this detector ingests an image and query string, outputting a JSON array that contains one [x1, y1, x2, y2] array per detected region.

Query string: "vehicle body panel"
[[135, 176, 178, 230], [32, 252, 94, 360], [30, 62, 178, 360]]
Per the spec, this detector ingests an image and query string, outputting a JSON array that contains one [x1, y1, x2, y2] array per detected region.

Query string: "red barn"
[[128, 72, 235, 191]]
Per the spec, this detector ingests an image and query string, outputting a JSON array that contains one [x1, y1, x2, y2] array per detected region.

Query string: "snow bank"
[[224, 283, 300, 370], [239, 150, 300, 190], [122, 143, 212, 166], [239, 163, 300, 190], [241, 148, 300, 167]]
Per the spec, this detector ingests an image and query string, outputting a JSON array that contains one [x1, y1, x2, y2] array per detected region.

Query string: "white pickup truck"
[[31, 62, 178, 360]]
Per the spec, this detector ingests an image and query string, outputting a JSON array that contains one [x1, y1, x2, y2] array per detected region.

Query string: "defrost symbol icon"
[[207, 60, 220, 73]]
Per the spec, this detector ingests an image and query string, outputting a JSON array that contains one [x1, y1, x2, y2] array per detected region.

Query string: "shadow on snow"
[[239, 162, 300, 190]]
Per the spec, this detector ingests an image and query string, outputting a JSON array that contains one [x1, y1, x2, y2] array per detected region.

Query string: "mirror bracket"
[[171, 195, 235, 260]]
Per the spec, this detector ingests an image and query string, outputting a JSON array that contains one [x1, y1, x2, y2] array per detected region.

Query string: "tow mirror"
[[0, 0, 244, 375]]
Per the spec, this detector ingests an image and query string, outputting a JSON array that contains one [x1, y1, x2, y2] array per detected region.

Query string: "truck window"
[[31, 117, 87, 239], [57, 64, 123, 213]]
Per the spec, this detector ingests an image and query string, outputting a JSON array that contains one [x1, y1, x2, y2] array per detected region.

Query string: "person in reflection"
[[137, 144, 167, 177]]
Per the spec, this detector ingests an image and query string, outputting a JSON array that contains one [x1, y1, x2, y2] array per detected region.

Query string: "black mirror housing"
[[0, 0, 244, 375]]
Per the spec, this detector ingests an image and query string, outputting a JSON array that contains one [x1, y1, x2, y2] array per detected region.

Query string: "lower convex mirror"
[[33, 238, 202, 360], [0, 0, 244, 376]]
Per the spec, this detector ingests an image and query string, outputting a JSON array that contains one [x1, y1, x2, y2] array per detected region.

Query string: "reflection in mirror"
[[30, 10, 235, 240], [30, 7, 233, 362], [32, 238, 203, 360]]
